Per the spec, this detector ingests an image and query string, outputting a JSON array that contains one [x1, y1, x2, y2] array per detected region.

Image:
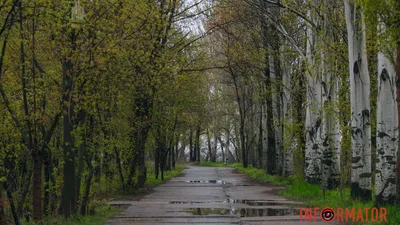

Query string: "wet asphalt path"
[[105, 165, 338, 225]]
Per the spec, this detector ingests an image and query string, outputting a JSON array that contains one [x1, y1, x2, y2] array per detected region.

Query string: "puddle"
[[188, 208, 230, 215], [182, 180, 226, 184], [184, 207, 299, 217], [170, 201, 212, 204], [226, 199, 301, 206]]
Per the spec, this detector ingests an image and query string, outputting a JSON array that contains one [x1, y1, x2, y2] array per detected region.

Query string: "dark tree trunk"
[[219, 138, 225, 163], [127, 156, 137, 187], [32, 153, 43, 221], [263, 47, 276, 175], [212, 132, 218, 162], [240, 121, 247, 168], [195, 124, 201, 162], [4, 181, 20, 225], [0, 190, 6, 225], [189, 128, 194, 162], [62, 58, 76, 218], [207, 129, 213, 162], [80, 156, 94, 215], [133, 97, 151, 188], [114, 147, 125, 189], [43, 150, 52, 216], [166, 148, 172, 171], [196, 127, 200, 162], [3, 158, 20, 225], [257, 105, 263, 168], [155, 147, 160, 179], [172, 145, 176, 169], [173, 138, 179, 167], [17, 157, 32, 218], [75, 111, 87, 208]]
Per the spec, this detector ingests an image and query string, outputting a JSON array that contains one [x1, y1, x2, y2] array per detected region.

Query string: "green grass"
[[23, 164, 187, 225], [197, 162, 295, 186], [23, 205, 123, 225], [146, 164, 187, 185], [197, 161, 400, 225], [93, 163, 187, 199]]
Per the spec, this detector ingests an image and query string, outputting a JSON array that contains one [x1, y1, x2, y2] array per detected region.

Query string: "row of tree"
[[197, 0, 400, 208], [0, 0, 211, 224]]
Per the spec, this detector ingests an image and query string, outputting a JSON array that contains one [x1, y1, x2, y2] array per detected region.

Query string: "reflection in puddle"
[[170, 201, 212, 204], [185, 207, 299, 217], [182, 180, 226, 184], [226, 199, 301, 206]]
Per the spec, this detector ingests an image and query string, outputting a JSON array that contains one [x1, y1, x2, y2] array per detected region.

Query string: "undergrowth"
[[22, 205, 122, 225], [24, 164, 186, 225]]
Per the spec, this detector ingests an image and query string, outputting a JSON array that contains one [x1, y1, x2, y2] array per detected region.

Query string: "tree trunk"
[[43, 150, 52, 216], [396, 40, 400, 206], [207, 129, 212, 162], [195, 124, 201, 162], [167, 147, 172, 171], [219, 137, 225, 164], [375, 26, 397, 205], [17, 157, 32, 218], [321, 60, 341, 190], [0, 190, 6, 225], [240, 119, 247, 167], [155, 147, 160, 179], [304, 3, 323, 184], [189, 128, 194, 162], [260, 4, 276, 174], [133, 97, 151, 188], [136, 125, 149, 188], [62, 55, 76, 217], [115, 147, 125, 189], [80, 156, 94, 215], [225, 123, 231, 164], [282, 56, 293, 177], [234, 122, 241, 162], [344, 0, 372, 201], [75, 111, 87, 207], [269, 4, 283, 176], [3, 181, 19, 225], [212, 131, 218, 162], [321, 4, 341, 190], [173, 137, 178, 167], [32, 153, 43, 221]]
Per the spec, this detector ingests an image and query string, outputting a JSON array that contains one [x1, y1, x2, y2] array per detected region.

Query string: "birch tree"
[[304, 1, 323, 184], [319, 0, 342, 190], [373, 14, 399, 205], [344, 0, 372, 201]]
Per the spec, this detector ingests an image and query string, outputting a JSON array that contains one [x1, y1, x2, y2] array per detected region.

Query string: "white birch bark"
[[282, 56, 294, 177], [344, 0, 372, 200], [304, 4, 323, 184], [320, 1, 341, 189], [321, 56, 341, 189], [375, 24, 398, 204]]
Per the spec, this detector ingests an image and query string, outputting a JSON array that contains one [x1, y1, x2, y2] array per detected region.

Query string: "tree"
[[344, 0, 372, 201]]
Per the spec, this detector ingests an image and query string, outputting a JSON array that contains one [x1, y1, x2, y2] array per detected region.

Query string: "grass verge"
[[146, 164, 187, 185], [197, 161, 400, 225], [24, 164, 187, 225], [22, 205, 123, 225]]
